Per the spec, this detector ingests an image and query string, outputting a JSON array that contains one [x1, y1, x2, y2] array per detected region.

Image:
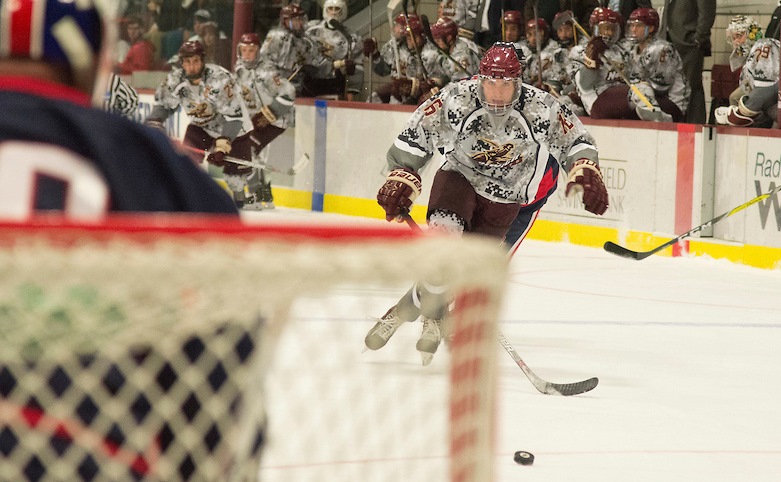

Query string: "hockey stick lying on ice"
[[604, 183, 781, 261], [403, 214, 598, 396], [180, 144, 311, 175]]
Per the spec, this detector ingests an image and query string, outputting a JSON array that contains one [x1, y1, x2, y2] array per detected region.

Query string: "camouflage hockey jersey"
[[569, 42, 631, 114], [427, 36, 482, 81], [521, 40, 569, 93], [305, 19, 365, 94], [438, 0, 481, 32], [739, 38, 780, 112], [152, 63, 243, 138], [234, 60, 297, 129], [371, 40, 432, 80], [259, 27, 317, 80], [388, 79, 599, 206], [624, 37, 690, 113]]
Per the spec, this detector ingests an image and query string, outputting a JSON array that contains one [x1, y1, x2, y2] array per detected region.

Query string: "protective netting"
[[0, 216, 508, 482]]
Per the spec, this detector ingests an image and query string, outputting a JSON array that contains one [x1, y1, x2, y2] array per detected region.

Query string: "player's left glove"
[[377, 168, 422, 222], [565, 159, 608, 215], [713, 97, 759, 127], [206, 137, 231, 167], [251, 105, 277, 129], [583, 36, 606, 69]]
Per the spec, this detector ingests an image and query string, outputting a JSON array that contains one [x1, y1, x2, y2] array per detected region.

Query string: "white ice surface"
[[244, 208, 781, 482]]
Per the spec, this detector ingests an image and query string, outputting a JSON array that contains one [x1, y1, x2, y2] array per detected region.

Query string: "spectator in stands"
[[622, 7, 689, 122], [201, 21, 232, 69], [302, 0, 365, 100], [116, 15, 158, 74], [0, 0, 237, 218], [714, 16, 779, 128], [658, 0, 715, 124]]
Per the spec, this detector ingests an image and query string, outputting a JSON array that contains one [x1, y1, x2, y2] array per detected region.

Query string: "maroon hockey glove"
[[584, 36, 606, 69], [565, 159, 608, 215], [334, 59, 356, 76], [251, 106, 277, 129], [206, 137, 231, 167], [363, 38, 379, 59], [377, 168, 422, 222]]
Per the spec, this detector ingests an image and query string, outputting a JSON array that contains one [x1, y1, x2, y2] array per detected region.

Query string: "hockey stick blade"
[[604, 183, 781, 261], [497, 330, 598, 396]]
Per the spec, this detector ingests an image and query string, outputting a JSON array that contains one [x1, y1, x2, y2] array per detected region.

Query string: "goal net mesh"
[[0, 216, 508, 482]]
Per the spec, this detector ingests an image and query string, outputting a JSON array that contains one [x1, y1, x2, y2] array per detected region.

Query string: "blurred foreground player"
[[0, 0, 237, 219], [364, 43, 608, 364]]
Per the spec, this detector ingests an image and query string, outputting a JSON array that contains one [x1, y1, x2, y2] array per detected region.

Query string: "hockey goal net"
[[0, 215, 508, 482]]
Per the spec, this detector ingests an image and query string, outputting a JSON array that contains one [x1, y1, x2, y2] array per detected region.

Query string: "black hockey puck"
[[514, 451, 534, 465]]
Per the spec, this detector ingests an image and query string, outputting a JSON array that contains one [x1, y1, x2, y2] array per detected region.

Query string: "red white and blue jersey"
[[0, 77, 238, 220]]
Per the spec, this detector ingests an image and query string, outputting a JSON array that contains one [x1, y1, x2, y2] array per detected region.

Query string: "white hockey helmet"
[[323, 0, 347, 22]]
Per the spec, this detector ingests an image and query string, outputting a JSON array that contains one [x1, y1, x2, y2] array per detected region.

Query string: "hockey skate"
[[241, 194, 264, 211], [257, 179, 275, 209], [364, 306, 405, 351], [416, 317, 443, 366]]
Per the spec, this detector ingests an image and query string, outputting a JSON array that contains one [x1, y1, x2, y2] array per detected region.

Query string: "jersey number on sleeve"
[[0, 141, 110, 220]]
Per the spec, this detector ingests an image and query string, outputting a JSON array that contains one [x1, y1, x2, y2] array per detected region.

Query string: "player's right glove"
[[583, 36, 606, 69], [565, 159, 608, 215], [206, 137, 231, 167], [377, 168, 422, 222]]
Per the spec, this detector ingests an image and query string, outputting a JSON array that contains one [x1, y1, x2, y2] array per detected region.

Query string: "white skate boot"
[[364, 306, 405, 350], [416, 317, 443, 366], [241, 194, 264, 211]]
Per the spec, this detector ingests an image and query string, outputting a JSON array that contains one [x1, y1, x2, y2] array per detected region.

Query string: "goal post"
[[0, 215, 508, 482]]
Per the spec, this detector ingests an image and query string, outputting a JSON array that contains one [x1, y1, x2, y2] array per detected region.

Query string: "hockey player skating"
[[364, 42, 608, 365], [622, 7, 690, 122], [714, 15, 779, 128], [146, 40, 260, 209], [303, 0, 365, 100], [234, 33, 297, 209], [0, 1, 237, 217]]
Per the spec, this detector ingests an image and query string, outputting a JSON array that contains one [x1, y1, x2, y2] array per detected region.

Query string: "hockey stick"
[[181, 144, 311, 175], [420, 15, 470, 75], [386, 0, 402, 75], [402, 215, 599, 396], [604, 183, 781, 260], [401, 0, 430, 80]]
